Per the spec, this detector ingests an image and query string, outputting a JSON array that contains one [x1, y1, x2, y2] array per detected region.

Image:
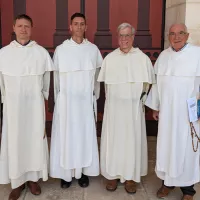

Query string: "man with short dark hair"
[[70, 12, 86, 23], [14, 14, 33, 27], [50, 13, 102, 188], [0, 14, 54, 200]]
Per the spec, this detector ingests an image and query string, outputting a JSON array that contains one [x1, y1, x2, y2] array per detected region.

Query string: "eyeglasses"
[[118, 34, 134, 39], [169, 31, 187, 37]]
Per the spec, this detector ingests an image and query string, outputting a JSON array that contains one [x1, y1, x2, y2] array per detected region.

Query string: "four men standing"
[[0, 12, 199, 200]]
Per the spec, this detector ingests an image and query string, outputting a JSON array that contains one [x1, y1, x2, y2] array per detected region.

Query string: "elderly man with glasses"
[[98, 23, 155, 194], [145, 23, 200, 200]]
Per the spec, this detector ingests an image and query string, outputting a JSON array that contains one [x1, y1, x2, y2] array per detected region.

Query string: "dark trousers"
[[163, 181, 196, 196]]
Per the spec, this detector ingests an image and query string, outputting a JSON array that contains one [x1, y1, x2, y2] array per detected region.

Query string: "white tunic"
[[98, 48, 155, 182], [50, 39, 103, 181], [0, 40, 54, 189], [145, 44, 200, 186]]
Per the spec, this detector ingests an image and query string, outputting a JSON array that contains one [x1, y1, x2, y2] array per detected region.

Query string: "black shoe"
[[78, 174, 89, 188], [61, 179, 72, 188]]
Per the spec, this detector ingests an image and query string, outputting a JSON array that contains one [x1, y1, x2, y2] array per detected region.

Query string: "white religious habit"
[[98, 47, 155, 183], [50, 38, 103, 181], [0, 40, 54, 189], [145, 43, 200, 187]]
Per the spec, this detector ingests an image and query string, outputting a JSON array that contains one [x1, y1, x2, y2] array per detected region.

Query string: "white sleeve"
[[42, 71, 50, 100], [141, 83, 150, 103], [145, 79, 160, 111], [94, 68, 100, 100], [54, 71, 60, 102], [97, 49, 103, 68], [53, 48, 60, 102], [0, 73, 5, 103]]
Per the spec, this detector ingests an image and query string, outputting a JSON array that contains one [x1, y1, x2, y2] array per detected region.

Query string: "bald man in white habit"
[[146, 23, 200, 200]]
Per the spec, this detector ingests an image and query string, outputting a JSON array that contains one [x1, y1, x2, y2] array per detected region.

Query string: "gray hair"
[[117, 23, 136, 34], [169, 23, 188, 33]]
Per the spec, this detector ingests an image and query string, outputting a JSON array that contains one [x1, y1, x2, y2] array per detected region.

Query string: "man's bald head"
[[168, 23, 189, 51], [169, 23, 188, 33]]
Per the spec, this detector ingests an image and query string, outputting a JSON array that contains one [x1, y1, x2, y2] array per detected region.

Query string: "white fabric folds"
[[145, 44, 200, 186], [0, 40, 54, 189], [50, 38, 103, 181], [98, 47, 155, 183], [98, 47, 155, 84]]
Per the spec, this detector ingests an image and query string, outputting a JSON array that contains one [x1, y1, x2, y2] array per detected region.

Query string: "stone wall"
[[165, 0, 200, 48]]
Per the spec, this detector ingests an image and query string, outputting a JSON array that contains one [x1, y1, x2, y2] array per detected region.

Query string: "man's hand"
[[153, 110, 159, 121]]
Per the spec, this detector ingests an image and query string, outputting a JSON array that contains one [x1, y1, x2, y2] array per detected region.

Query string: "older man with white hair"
[[145, 23, 200, 200], [98, 23, 155, 193]]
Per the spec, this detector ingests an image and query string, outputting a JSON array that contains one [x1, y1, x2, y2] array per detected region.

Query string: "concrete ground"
[[1, 137, 200, 200]]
